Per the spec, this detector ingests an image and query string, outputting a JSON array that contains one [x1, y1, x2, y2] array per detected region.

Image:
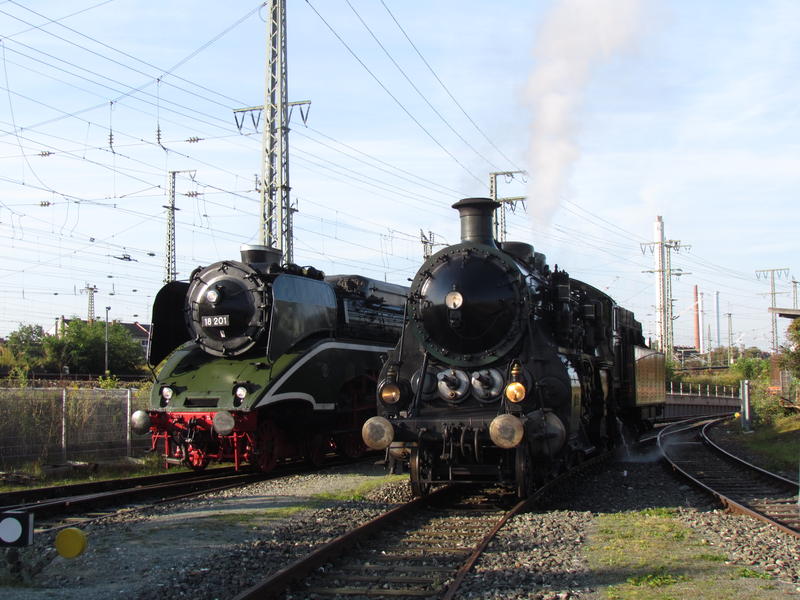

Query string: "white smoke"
[[526, 0, 646, 223]]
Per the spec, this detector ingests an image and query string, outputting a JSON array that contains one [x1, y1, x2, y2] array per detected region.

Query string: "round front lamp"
[[130, 410, 151, 435], [489, 414, 524, 449], [362, 416, 394, 450], [213, 411, 235, 435]]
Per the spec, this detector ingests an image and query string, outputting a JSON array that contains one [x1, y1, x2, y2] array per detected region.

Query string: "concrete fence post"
[[126, 389, 132, 457], [61, 388, 67, 463], [740, 380, 752, 433]]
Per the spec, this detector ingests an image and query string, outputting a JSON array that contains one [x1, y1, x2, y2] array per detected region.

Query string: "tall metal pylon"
[[233, 0, 310, 264], [755, 267, 790, 352], [163, 170, 194, 283], [641, 216, 689, 359], [82, 283, 98, 323], [489, 171, 526, 242], [264, 0, 290, 261], [164, 171, 178, 284]]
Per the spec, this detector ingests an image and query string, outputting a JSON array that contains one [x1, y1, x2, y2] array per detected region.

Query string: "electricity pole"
[[641, 216, 689, 359], [726, 312, 733, 365], [489, 171, 526, 242], [755, 267, 790, 352], [420, 230, 436, 259], [104, 305, 111, 375], [83, 283, 98, 323], [233, 0, 310, 264], [163, 170, 193, 284]]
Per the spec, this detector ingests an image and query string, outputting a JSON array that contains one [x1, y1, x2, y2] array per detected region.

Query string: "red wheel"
[[186, 447, 208, 471]]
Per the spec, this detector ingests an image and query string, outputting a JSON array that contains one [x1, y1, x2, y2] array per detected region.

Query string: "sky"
[[0, 0, 798, 353]]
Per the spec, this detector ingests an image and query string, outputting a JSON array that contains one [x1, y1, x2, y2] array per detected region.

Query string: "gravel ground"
[[0, 461, 408, 600], [2, 443, 799, 600], [459, 446, 800, 599]]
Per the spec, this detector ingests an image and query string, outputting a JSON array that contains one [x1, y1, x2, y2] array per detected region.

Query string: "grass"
[[207, 505, 310, 524], [0, 453, 187, 491], [737, 568, 773, 580], [626, 568, 688, 588], [739, 415, 800, 473], [587, 509, 788, 599], [171, 474, 409, 531], [311, 474, 408, 502]]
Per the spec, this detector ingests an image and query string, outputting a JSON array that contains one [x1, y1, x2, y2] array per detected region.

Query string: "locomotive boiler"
[[132, 244, 407, 471], [362, 198, 664, 497]]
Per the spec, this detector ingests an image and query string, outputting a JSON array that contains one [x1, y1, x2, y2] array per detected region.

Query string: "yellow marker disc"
[[55, 527, 87, 559]]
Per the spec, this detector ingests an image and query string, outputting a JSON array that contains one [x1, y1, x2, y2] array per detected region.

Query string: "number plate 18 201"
[[201, 315, 230, 327]]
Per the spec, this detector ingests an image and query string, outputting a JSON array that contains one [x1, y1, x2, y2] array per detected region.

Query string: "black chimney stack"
[[240, 244, 281, 272], [452, 197, 499, 247]]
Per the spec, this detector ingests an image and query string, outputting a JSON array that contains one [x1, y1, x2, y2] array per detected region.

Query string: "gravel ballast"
[[2, 447, 799, 599]]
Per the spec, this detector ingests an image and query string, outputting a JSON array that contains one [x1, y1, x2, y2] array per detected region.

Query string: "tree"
[[730, 356, 769, 381], [57, 319, 144, 375], [5, 324, 47, 373], [42, 335, 68, 373], [779, 319, 800, 379]]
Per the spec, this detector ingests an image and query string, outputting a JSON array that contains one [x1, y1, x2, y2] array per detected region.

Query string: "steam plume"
[[526, 0, 645, 223]]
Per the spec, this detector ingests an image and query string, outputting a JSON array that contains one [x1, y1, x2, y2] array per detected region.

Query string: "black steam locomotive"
[[132, 244, 407, 471], [362, 198, 664, 497]]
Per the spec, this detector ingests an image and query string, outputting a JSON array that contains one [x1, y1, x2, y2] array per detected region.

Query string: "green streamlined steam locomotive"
[[132, 245, 407, 471], [362, 198, 664, 498]]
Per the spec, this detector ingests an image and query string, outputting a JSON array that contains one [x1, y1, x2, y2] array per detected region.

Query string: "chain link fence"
[[0, 387, 151, 470]]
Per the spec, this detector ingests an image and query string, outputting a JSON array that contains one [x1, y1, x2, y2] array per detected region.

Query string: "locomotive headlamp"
[[213, 411, 235, 435], [234, 385, 248, 400], [504, 381, 527, 403], [205, 289, 220, 304], [445, 290, 463, 310], [504, 361, 526, 402], [160, 386, 174, 402], [361, 416, 394, 450], [489, 414, 524, 448], [379, 382, 402, 404]]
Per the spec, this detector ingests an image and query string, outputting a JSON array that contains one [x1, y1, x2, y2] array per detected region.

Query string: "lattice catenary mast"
[[755, 267, 790, 352], [233, 0, 309, 264], [641, 216, 689, 359], [489, 171, 526, 243], [164, 171, 178, 284]]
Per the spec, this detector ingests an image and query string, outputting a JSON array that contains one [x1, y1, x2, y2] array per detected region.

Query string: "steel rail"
[[658, 416, 799, 539], [0, 466, 240, 508], [3, 471, 266, 519], [701, 420, 798, 486], [232, 487, 449, 600]]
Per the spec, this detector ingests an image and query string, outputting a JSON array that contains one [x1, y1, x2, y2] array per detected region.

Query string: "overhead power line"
[[345, 0, 499, 172], [379, 0, 524, 173], [304, 0, 486, 190]]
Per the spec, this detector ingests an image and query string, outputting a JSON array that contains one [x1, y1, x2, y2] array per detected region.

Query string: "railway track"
[[232, 485, 526, 600], [0, 457, 366, 529], [234, 451, 615, 600], [0, 466, 240, 507], [658, 416, 800, 537], [0, 468, 265, 530]]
